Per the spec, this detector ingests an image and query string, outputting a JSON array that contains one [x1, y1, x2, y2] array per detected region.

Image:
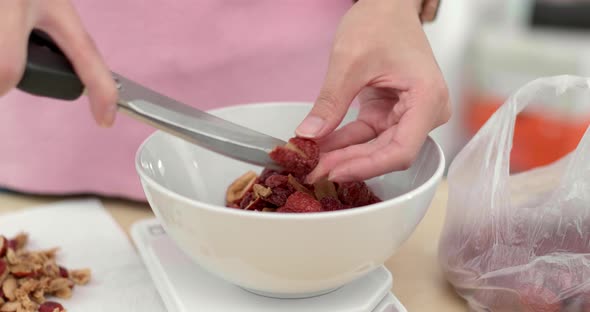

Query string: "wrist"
[[353, 0, 440, 22]]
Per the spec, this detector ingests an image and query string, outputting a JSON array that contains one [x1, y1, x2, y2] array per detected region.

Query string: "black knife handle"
[[16, 30, 84, 100]]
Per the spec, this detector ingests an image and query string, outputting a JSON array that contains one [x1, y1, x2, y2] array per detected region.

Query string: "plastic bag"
[[439, 75, 590, 312]]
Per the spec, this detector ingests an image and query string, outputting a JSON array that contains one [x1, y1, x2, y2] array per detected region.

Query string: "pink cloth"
[[0, 1, 349, 201]]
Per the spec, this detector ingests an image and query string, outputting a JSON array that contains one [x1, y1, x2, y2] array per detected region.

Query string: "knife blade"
[[17, 29, 286, 169]]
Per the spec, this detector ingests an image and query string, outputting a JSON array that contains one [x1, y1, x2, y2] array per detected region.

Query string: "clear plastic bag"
[[439, 75, 590, 312]]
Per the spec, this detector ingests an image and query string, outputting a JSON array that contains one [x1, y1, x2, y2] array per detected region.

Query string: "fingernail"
[[296, 116, 325, 138], [328, 172, 354, 183], [304, 173, 318, 185], [101, 105, 117, 127]]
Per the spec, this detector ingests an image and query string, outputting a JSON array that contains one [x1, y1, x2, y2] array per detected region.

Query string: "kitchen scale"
[[131, 219, 408, 312]]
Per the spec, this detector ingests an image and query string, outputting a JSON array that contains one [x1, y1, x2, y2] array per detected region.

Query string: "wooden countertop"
[[0, 181, 466, 311]]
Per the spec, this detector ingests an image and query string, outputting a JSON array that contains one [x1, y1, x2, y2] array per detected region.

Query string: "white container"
[[135, 102, 445, 297]]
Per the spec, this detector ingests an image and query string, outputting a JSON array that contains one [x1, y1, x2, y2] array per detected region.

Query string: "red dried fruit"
[[337, 181, 373, 207], [277, 192, 322, 213], [471, 287, 521, 312], [6, 239, 17, 250], [235, 187, 270, 211], [269, 138, 319, 176], [11, 269, 35, 278], [518, 285, 560, 312], [460, 225, 495, 263], [534, 224, 590, 257], [10, 233, 27, 250], [541, 265, 577, 295], [264, 185, 294, 207], [0, 236, 6, 257], [259, 168, 282, 185], [245, 197, 266, 211], [561, 225, 590, 253], [227, 136, 380, 213], [39, 301, 65, 312], [0, 259, 6, 277], [261, 175, 295, 207], [320, 197, 343, 211], [579, 292, 590, 312], [239, 192, 255, 209], [11, 262, 41, 278], [265, 175, 289, 188], [59, 266, 69, 278]]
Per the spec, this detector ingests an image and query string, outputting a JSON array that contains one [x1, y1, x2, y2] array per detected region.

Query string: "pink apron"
[[0, 1, 349, 200]]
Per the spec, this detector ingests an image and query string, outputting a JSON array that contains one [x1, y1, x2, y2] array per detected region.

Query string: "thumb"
[[296, 64, 364, 139]]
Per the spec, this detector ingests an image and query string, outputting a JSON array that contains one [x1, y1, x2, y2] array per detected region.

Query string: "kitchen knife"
[[16, 30, 286, 170]]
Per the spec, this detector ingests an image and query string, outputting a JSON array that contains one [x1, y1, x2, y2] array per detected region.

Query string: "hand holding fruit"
[[297, 0, 450, 183]]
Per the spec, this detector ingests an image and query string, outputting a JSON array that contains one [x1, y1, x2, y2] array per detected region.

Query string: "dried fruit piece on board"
[[0, 237, 6, 258], [0, 233, 90, 311], [38, 301, 65, 312]]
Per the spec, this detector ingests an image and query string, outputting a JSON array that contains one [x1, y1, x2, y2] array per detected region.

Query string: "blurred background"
[[424, 0, 590, 173]]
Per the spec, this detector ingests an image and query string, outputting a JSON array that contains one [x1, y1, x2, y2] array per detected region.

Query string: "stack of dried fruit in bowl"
[[0, 233, 91, 312], [226, 137, 381, 213]]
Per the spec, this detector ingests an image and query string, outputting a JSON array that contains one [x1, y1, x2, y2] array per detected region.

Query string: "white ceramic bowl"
[[135, 102, 445, 298]]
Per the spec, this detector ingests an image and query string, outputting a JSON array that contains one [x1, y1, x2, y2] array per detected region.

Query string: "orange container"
[[465, 94, 589, 173]]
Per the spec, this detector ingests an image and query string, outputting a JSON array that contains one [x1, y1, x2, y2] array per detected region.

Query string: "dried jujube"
[[225, 137, 381, 213], [269, 137, 319, 176], [38, 301, 65, 312], [319, 197, 343, 211], [277, 192, 323, 213], [518, 285, 560, 312], [338, 181, 374, 207], [0, 233, 90, 312]]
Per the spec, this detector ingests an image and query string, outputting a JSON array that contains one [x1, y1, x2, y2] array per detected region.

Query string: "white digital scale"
[[131, 219, 407, 312]]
